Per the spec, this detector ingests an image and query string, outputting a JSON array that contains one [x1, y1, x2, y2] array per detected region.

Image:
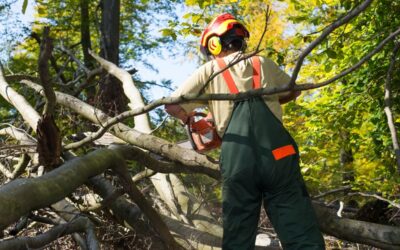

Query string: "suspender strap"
[[251, 56, 261, 89], [216, 58, 239, 94], [216, 56, 262, 94]]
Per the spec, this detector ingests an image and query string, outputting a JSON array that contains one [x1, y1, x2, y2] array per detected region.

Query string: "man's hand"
[[279, 90, 301, 104], [165, 104, 190, 124]]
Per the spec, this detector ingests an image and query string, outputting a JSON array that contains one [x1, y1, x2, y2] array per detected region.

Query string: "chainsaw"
[[178, 112, 221, 152]]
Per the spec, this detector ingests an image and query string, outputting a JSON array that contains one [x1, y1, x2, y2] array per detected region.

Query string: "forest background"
[[0, 0, 399, 249]]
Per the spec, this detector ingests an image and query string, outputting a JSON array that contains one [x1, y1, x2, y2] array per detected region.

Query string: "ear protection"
[[207, 36, 222, 56]]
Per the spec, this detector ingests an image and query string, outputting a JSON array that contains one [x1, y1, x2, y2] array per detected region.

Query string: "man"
[[165, 13, 325, 250]]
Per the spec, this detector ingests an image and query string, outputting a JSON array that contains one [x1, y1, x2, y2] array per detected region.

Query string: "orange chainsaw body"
[[187, 112, 221, 152]]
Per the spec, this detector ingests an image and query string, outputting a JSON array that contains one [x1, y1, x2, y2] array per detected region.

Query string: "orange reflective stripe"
[[272, 144, 296, 160], [216, 58, 239, 94], [252, 56, 261, 89]]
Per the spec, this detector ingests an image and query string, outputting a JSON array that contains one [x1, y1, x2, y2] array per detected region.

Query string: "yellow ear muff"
[[208, 36, 222, 56]]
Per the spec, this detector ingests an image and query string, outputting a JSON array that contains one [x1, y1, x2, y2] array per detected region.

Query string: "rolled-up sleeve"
[[170, 63, 210, 113], [263, 58, 291, 98]]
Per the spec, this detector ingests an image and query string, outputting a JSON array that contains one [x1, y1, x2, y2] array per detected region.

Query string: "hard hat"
[[200, 13, 249, 57]]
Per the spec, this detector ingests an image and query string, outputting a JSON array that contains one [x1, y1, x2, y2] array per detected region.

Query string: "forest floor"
[[1, 206, 386, 250]]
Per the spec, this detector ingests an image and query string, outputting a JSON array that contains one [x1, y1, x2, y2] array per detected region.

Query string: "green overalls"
[[216, 57, 325, 250]]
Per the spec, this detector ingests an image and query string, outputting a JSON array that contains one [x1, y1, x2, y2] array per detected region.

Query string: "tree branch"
[[0, 217, 99, 250], [0, 68, 41, 131], [299, 26, 400, 89], [22, 80, 220, 173], [288, 0, 373, 86]]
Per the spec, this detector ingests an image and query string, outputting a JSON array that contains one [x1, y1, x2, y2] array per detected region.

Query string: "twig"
[[255, 6, 271, 53], [289, 0, 373, 87], [312, 185, 352, 199]]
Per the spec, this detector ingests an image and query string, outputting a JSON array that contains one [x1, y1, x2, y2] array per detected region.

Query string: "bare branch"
[[288, 0, 373, 86], [254, 6, 271, 52]]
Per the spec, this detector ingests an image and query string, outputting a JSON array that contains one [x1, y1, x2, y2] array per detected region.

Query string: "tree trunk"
[[98, 0, 126, 114]]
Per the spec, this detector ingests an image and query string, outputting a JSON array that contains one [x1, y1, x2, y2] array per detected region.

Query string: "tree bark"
[[80, 0, 92, 68]]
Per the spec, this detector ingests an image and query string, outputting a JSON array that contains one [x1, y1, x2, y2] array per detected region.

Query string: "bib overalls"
[[217, 57, 325, 250]]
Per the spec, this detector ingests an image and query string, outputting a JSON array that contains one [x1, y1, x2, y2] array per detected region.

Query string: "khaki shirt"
[[172, 52, 291, 137]]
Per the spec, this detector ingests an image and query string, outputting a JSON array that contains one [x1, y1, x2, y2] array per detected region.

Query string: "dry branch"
[[0, 217, 99, 250]]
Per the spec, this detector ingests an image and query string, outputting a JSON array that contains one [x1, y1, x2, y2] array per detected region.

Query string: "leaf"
[[22, 0, 28, 14], [324, 64, 332, 72], [326, 49, 338, 59], [160, 28, 177, 40]]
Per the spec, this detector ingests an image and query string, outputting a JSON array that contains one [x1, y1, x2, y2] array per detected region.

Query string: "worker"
[[165, 13, 325, 250]]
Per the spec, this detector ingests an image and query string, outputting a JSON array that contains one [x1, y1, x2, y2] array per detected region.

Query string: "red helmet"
[[200, 13, 249, 57]]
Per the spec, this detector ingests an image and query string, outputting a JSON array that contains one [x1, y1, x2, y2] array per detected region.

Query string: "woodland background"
[[0, 0, 399, 249]]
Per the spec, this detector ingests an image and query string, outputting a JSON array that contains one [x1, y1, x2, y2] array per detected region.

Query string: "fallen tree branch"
[[314, 203, 400, 249], [22, 80, 220, 174], [0, 217, 99, 250]]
